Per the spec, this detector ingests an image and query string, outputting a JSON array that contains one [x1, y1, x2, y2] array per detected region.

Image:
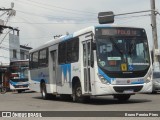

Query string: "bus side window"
[[58, 42, 67, 64], [32, 51, 38, 68], [39, 48, 48, 67], [58, 37, 79, 64], [66, 38, 79, 63]]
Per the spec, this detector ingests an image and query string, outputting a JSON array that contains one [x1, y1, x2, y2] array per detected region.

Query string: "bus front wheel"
[[72, 82, 90, 103]]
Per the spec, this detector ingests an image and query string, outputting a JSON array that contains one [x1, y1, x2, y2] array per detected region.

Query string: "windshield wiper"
[[109, 37, 123, 55]]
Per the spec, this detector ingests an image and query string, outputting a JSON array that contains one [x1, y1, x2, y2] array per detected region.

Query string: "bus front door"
[[83, 40, 91, 93]]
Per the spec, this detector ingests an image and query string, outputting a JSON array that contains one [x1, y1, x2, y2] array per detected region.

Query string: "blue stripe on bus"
[[9, 80, 29, 86], [60, 64, 71, 82], [95, 25, 112, 29], [98, 68, 112, 84], [131, 81, 144, 84], [62, 34, 73, 41], [31, 72, 49, 83]]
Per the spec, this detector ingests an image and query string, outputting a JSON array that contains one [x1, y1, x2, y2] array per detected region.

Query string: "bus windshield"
[[10, 61, 29, 79], [95, 27, 150, 77], [97, 36, 150, 71]]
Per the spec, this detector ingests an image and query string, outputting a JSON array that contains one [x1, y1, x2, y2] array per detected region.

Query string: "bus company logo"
[[2, 112, 11, 117], [127, 80, 130, 83]]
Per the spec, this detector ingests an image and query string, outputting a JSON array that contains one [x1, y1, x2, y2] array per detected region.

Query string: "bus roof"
[[29, 25, 144, 53]]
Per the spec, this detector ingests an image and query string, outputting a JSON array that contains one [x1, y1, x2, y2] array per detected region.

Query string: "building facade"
[[0, 29, 32, 87], [20, 45, 32, 60]]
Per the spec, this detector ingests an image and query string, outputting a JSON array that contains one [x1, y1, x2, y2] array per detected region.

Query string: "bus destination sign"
[[100, 28, 143, 36]]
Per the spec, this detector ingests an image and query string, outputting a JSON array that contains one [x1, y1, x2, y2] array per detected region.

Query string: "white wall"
[[0, 33, 10, 66], [9, 33, 20, 61]]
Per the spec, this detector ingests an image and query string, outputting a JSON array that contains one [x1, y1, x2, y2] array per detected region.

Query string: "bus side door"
[[49, 47, 58, 93], [82, 40, 92, 93]]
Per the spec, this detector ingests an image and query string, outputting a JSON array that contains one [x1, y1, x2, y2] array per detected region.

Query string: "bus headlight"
[[145, 76, 151, 83], [98, 74, 108, 84], [145, 73, 152, 83]]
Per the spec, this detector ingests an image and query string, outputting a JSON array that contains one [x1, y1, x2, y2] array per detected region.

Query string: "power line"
[[7, 14, 151, 25], [15, 9, 95, 21], [116, 15, 150, 25], [15, 0, 96, 16], [0, 29, 12, 46], [0, 11, 8, 17], [0, 42, 32, 59], [116, 14, 151, 19], [7, 21, 98, 24], [7, 12, 152, 25], [25, 0, 97, 15]]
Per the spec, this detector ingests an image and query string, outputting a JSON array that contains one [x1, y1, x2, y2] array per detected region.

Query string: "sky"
[[0, 0, 160, 49]]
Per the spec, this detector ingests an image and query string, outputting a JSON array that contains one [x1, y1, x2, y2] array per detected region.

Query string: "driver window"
[[136, 43, 144, 58]]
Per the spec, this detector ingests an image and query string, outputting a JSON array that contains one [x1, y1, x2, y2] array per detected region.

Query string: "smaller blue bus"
[[9, 60, 29, 93]]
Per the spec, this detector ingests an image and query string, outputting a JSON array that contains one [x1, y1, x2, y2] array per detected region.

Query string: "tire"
[[72, 82, 90, 103], [114, 94, 131, 101], [1, 87, 7, 94], [41, 82, 49, 100], [151, 91, 157, 94], [18, 90, 22, 93]]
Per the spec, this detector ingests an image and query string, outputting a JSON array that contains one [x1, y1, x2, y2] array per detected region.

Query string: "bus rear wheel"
[[73, 83, 82, 102], [41, 82, 49, 100]]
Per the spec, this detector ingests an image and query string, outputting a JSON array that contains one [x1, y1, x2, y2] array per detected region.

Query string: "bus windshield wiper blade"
[[109, 38, 123, 55]]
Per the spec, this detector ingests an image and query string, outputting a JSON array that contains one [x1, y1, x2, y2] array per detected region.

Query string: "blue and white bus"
[[29, 25, 152, 102], [9, 60, 29, 93]]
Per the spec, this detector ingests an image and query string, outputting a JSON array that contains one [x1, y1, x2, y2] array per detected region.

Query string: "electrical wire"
[[15, 0, 96, 17], [15, 9, 96, 21], [7, 14, 151, 25], [0, 45, 31, 59], [25, 0, 97, 14], [0, 11, 8, 17], [7, 21, 98, 24], [0, 29, 12, 46], [116, 14, 151, 25]]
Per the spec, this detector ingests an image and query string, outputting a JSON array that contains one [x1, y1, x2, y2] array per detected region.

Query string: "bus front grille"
[[113, 85, 143, 93]]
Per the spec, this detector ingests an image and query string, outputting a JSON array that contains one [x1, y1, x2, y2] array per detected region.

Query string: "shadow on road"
[[145, 92, 160, 95], [11, 90, 37, 94], [32, 95, 151, 105]]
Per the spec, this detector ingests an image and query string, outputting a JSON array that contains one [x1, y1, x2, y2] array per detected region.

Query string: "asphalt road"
[[0, 90, 160, 120]]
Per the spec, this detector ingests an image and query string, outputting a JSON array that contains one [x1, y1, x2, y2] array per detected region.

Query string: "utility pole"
[[0, 2, 16, 34], [150, 0, 159, 71]]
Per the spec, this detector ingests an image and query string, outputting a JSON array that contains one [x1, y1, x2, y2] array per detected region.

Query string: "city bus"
[[9, 60, 29, 93], [29, 25, 152, 102]]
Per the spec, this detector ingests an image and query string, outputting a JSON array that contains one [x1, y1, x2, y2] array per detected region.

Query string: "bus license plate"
[[19, 86, 23, 88], [123, 89, 134, 93]]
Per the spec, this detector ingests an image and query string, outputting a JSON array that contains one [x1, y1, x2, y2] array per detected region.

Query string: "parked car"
[[152, 71, 160, 93]]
